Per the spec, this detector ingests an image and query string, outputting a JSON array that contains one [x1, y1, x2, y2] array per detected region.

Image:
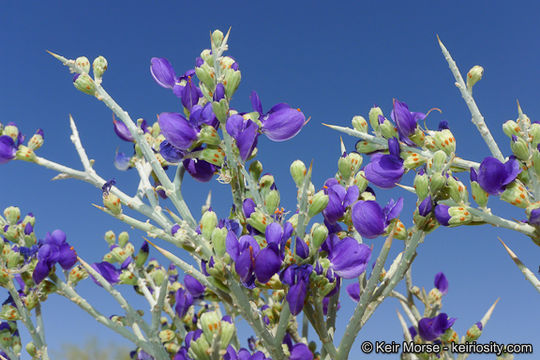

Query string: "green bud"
[[118, 232, 129, 248], [200, 311, 221, 343], [246, 210, 269, 233], [104, 230, 116, 246], [360, 190, 376, 201], [368, 106, 383, 132], [211, 227, 227, 257], [403, 152, 426, 170], [103, 192, 122, 215], [311, 223, 328, 250], [75, 56, 90, 73], [23, 292, 39, 311], [6, 251, 23, 268], [380, 120, 398, 139], [259, 174, 275, 190], [118, 270, 137, 285], [200, 209, 218, 240], [200, 49, 214, 66], [430, 173, 446, 194], [150, 266, 167, 286], [220, 320, 235, 349], [433, 129, 456, 155], [16, 145, 37, 162], [28, 130, 44, 150], [533, 150, 540, 176], [0, 269, 10, 287], [427, 288, 443, 306], [290, 160, 307, 187], [68, 265, 88, 285], [409, 128, 426, 147], [308, 191, 329, 217], [265, 189, 280, 214], [198, 124, 221, 146], [38, 280, 57, 300], [249, 160, 263, 181], [212, 30, 224, 47], [448, 206, 472, 225], [517, 164, 530, 184], [287, 213, 298, 229], [501, 182, 530, 208], [355, 140, 383, 153], [92, 56, 108, 80], [470, 181, 488, 207], [353, 171, 368, 192], [502, 120, 521, 138], [510, 136, 529, 161], [465, 322, 483, 342], [440, 328, 459, 344], [0, 304, 20, 321], [466, 65, 484, 90], [73, 73, 96, 96], [195, 62, 215, 90], [530, 123, 540, 146], [4, 206, 20, 225], [190, 335, 211, 360], [223, 68, 241, 98], [351, 115, 368, 132], [159, 329, 176, 343], [198, 147, 225, 167], [348, 152, 363, 174], [338, 156, 352, 180], [447, 176, 468, 203], [432, 151, 448, 174], [3, 124, 18, 142], [423, 135, 436, 151], [212, 99, 229, 123], [26, 342, 37, 357]]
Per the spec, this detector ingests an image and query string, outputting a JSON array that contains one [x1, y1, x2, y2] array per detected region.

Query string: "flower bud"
[[68, 265, 88, 285], [433, 129, 456, 155], [530, 123, 540, 146], [200, 49, 214, 66], [103, 192, 122, 215], [355, 140, 383, 153], [368, 106, 383, 132], [118, 232, 129, 248], [440, 328, 459, 344], [212, 99, 229, 123], [380, 119, 398, 139], [352, 115, 368, 132], [5, 251, 22, 268], [200, 209, 218, 240], [73, 73, 96, 96], [431, 150, 447, 173], [427, 288, 443, 306], [424, 135, 437, 151], [198, 124, 220, 146], [465, 322, 483, 342], [392, 219, 407, 240], [265, 189, 280, 214], [466, 65, 484, 90], [0, 305, 20, 321], [430, 173, 446, 194], [159, 329, 176, 343], [259, 173, 275, 190], [533, 149, 540, 177], [118, 270, 137, 285], [223, 68, 241, 98], [190, 334, 211, 360], [352, 171, 368, 193], [3, 123, 19, 142], [510, 135, 529, 161], [403, 152, 426, 170], [15, 146, 36, 162], [448, 206, 472, 225], [104, 230, 116, 246], [290, 160, 307, 187], [249, 160, 263, 181], [247, 210, 269, 233], [211, 30, 224, 48], [409, 128, 426, 147], [337, 155, 352, 180], [470, 181, 488, 207], [23, 292, 39, 311], [75, 56, 90, 73], [502, 120, 522, 138], [198, 147, 225, 167], [501, 182, 530, 208], [28, 129, 44, 150], [150, 266, 167, 286], [287, 213, 298, 229], [26, 342, 37, 357], [92, 56, 108, 80], [135, 242, 149, 267], [4, 206, 20, 225], [308, 191, 329, 217], [195, 62, 215, 90], [447, 176, 468, 203], [211, 227, 227, 257], [311, 223, 328, 250], [200, 311, 221, 343]]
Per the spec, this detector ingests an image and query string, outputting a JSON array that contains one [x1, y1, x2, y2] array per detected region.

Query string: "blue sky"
[[1, 1, 539, 357]]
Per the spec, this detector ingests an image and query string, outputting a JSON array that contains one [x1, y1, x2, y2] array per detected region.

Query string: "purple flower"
[[150, 57, 176, 89], [242, 198, 256, 218], [226, 114, 259, 160], [183, 157, 216, 183], [418, 196, 433, 217], [226, 232, 261, 287], [158, 112, 198, 150], [322, 180, 359, 224], [250, 91, 305, 142], [351, 198, 403, 239], [181, 76, 201, 110], [281, 264, 312, 315], [418, 313, 456, 341], [184, 274, 205, 298], [175, 288, 194, 318], [327, 237, 371, 279], [0, 136, 16, 164], [290, 343, 314, 360], [434, 272, 448, 294], [364, 137, 404, 188], [529, 208, 540, 226], [346, 282, 360, 302], [472, 157, 520, 195], [391, 99, 425, 143], [112, 118, 134, 142], [434, 204, 451, 226], [90, 261, 121, 285], [114, 150, 131, 171], [213, 83, 225, 101], [32, 230, 77, 284]]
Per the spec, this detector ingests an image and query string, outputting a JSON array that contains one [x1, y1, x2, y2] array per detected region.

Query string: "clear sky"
[[1, 1, 539, 358]]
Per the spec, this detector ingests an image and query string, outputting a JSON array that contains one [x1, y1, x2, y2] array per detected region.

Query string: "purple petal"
[[150, 57, 176, 89], [254, 244, 281, 283], [364, 154, 404, 189], [346, 282, 360, 302], [183, 158, 215, 182], [57, 243, 77, 270], [0, 136, 16, 164], [265, 222, 283, 244], [262, 107, 305, 142], [290, 343, 314, 360], [351, 201, 386, 239], [184, 274, 205, 297], [112, 119, 134, 142], [434, 204, 451, 226], [32, 260, 51, 284], [287, 280, 307, 315], [158, 112, 198, 150], [328, 237, 371, 279], [91, 262, 120, 285], [434, 272, 448, 294], [250, 91, 263, 114]]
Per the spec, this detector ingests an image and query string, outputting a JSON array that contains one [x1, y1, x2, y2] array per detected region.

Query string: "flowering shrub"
[[0, 29, 537, 360]]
